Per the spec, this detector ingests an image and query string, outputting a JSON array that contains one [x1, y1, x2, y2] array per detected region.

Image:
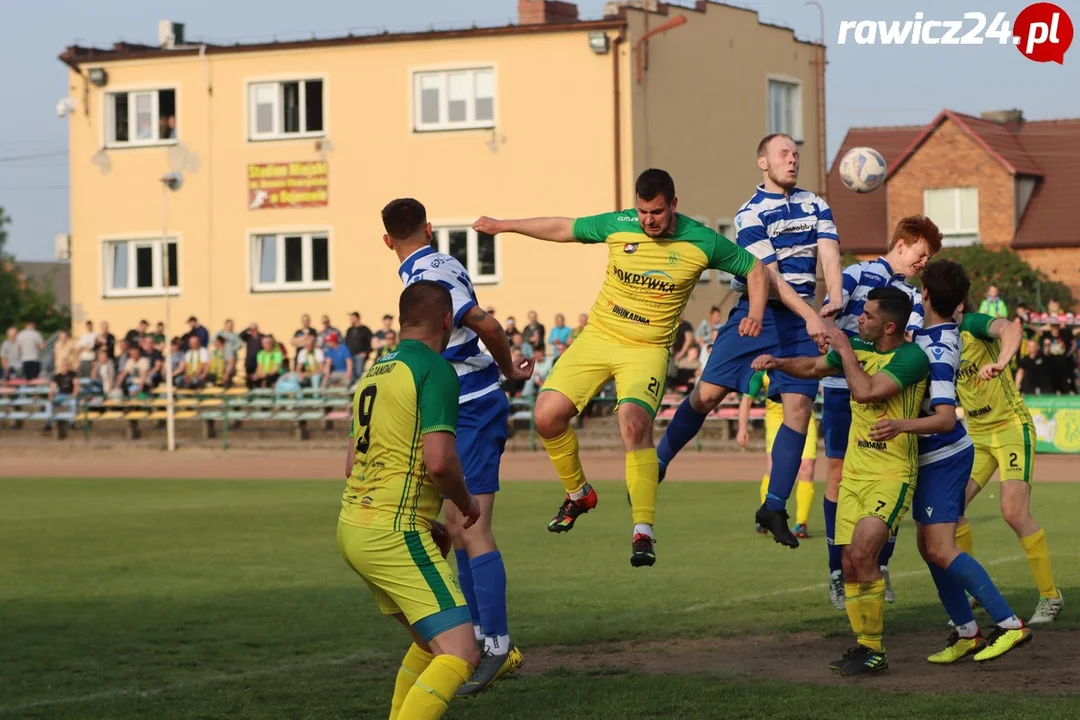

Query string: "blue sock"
[[764, 424, 806, 511], [657, 398, 708, 469], [824, 498, 842, 573], [877, 532, 897, 567], [947, 552, 1016, 625], [928, 562, 975, 628], [470, 551, 509, 638], [455, 549, 481, 629]]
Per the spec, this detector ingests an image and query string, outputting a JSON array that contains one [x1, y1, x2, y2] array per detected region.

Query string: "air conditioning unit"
[[159, 20, 186, 49], [55, 233, 71, 261]]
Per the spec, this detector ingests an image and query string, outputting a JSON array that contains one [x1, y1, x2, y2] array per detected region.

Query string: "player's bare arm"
[[472, 216, 576, 243], [767, 267, 828, 345], [817, 238, 844, 318], [423, 431, 481, 528], [344, 444, 355, 479], [869, 402, 956, 441], [828, 329, 901, 404], [462, 306, 534, 382], [741, 260, 767, 338], [979, 318, 1023, 380], [751, 353, 837, 379]]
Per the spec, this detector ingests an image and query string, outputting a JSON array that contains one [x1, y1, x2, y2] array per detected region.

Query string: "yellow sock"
[[397, 654, 472, 720], [796, 480, 815, 526], [844, 582, 862, 640], [857, 578, 886, 652], [1021, 529, 1059, 598], [541, 428, 587, 495], [389, 644, 434, 720], [759, 474, 769, 505], [955, 522, 974, 557], [626, 448, 659, 526]]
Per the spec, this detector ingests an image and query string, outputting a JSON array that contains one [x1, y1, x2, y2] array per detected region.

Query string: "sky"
[[1, 0, 1078, 260]]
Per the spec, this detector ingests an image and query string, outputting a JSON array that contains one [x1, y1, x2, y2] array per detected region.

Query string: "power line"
[[0, 151, 68, 163]]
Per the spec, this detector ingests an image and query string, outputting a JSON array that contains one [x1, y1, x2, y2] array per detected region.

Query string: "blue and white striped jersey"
[[730, 185, 838, 300], [913, 323, 972, 465], [822, 257, 925, 390], [399, 246, 501, 405]]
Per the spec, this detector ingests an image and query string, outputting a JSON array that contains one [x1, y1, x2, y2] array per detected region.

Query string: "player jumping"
[[820, 215, 939, 609], [656, 133, 842, 549], [869, 260, 1031, 663], [755, 287, 928, 675], [955, 305, 1064, 624], [736, 370, 818, 539], [337, 281, 480, 719], [472, 168, 767, 567], [382, 199, 534, 696]]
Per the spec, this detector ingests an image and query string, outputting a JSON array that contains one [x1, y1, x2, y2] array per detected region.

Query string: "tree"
[[929, 245, 1075, 314], [0, 207, 71, 334]]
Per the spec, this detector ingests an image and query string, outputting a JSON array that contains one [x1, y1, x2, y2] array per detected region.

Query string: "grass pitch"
[[1, 476, 1077, 719]]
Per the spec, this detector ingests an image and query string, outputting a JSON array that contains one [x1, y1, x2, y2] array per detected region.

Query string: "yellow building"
[[59, 0, 825, 343]]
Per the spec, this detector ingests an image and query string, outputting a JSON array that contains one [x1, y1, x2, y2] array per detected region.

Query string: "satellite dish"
[[168, 142, 201, 173], [90, 149, 111, 175]]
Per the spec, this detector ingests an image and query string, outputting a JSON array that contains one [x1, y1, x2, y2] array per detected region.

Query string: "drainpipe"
[[635, 15, 688, 85], [613, 30, 625, 210]]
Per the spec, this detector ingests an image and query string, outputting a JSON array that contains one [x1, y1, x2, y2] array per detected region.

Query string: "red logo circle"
[[1014, 2, 1074, 63]]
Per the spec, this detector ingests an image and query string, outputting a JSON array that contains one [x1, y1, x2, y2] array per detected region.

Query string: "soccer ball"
[[838, 146, 887, 193]]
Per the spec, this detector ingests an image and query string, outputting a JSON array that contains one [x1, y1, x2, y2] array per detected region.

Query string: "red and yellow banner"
[[248, 161, 328, 209]]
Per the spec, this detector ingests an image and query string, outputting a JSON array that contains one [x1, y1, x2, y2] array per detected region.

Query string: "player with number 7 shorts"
[[472, 168, 768, 568]]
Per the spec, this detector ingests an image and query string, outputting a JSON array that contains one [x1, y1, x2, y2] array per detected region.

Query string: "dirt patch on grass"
[[521, 628, 1080, 695]]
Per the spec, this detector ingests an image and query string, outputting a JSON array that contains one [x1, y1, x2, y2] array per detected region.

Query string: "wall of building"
[[66, 29, 626, 343], [622, 2, 824, 321], [1016, 249, 1080, 305], [886, 117, 1016, 249]]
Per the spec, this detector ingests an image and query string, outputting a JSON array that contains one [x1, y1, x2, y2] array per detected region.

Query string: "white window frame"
[[103, 87, 179, 149], [431, 225, 500, 284], [101, 237, 181, 298], [248, 230, 333, 292], [246, 77, 327, 142], [766, 76, 803, 142], [412, 67, 497, 132], [923, 187, 980, 247]]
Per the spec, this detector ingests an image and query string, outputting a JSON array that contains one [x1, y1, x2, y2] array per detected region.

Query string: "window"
[[248, 79, 325, 140], [105, 89, 177, 147], [707, 220, 737, 283], [924, 188, 980, 246], [251, 232, 331, 291], [414, 68, 495, 131], [103, 239, 179, 297], [767, 79, 802, 140], [431, 227, 498, 283]]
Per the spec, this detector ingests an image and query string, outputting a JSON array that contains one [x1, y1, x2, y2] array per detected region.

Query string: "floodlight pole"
[[160, 172, 185, 452], [161, 181, 176, 452]]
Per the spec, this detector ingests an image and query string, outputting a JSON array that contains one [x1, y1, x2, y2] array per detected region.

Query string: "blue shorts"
[[822, 387, 852, 459], [912, 444, 975, 525], [699, 299, 782, 394], [456, 390, 509, 495]]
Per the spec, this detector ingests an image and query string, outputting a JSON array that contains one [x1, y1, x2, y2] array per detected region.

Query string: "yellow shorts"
[[336, 521, 470, 642], [834, 476, 912, 546], [970, 421, 1035, 488], [541, 327, 669, 417], [764, 404, 818, 459]]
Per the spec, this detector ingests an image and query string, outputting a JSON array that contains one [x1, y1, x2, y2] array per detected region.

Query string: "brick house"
[[826, 109, 1080, 308]]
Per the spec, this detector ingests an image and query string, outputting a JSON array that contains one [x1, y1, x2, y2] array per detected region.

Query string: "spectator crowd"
[[2, 289, 1079, 406]]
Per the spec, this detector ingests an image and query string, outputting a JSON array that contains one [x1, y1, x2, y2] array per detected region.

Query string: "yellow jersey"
[[748, 370, 784, 424], [824, 338, 928, 483], [340, 339, 460, 532], [571, 211, 758, 348], [958, 312, 1033, 432]]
